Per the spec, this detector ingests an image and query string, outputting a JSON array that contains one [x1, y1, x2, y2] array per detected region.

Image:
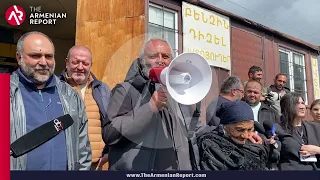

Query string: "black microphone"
[[263, 121, 279, 149], [254, 121, 265, 134], [10, 114, 74, 158]]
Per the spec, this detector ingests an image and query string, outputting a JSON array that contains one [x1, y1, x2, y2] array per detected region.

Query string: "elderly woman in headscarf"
[[197, 101, 270, 170]]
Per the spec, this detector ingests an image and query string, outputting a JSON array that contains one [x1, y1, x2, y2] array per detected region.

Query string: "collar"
[[219, 95, 232, 102], [17, 67, 56, 90], [269, 85, 290, 93], [64, 70, 94, 87], [251, 102, 261, 108]]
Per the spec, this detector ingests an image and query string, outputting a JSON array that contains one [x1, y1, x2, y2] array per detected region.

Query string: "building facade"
[[1, 0, 319, 120], [77, 0, 319, 120]]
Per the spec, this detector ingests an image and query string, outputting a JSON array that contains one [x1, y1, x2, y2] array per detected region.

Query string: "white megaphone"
[[149, 52, 212, 105]]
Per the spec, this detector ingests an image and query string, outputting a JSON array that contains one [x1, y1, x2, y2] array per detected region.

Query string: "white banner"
[[311, 56, 320, 99], [182, 2, 231, 70]]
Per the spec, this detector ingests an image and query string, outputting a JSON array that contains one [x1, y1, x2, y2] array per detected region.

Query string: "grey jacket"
[[103, 59, 204, 170], [10, 71, 92, 170]]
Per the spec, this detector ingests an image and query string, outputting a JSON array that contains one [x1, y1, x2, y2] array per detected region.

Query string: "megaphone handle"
[[193, 102, 201, 117], [155, 83, 162, 90]]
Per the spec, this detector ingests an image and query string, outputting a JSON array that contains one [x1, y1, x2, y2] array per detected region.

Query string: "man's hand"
[[95, 154, 109, 170], [265, 136, 276, 145], [149, 87, 168, 112], [249, 132, 263, 144], [300, 145, 320, 156]]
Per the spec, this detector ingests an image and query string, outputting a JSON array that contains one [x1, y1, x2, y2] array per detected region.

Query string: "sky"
[[203, 0, 320, 46]]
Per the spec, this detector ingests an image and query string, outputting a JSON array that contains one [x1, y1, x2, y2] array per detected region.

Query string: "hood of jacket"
[[59, 69, 104, 89], [268, 85, 290, 93], [124, 58, 153, 93], [124, 58, 149, 81]]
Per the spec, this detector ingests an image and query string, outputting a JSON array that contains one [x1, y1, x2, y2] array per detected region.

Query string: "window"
[[279, 49, 307, 103], [148, 3, 179, 57]]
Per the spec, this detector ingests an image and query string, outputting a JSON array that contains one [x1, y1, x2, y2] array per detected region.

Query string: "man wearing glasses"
[[206, 76, 244, 127]]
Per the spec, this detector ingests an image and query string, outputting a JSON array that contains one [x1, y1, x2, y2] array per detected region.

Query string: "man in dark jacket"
[[206, 76, 244, 127], [266, 73, 290, 115], [244, 80, 281, 169], [60, 45, 111, 170], [244, 80, 280, 126], [103, 38, 205, 170]]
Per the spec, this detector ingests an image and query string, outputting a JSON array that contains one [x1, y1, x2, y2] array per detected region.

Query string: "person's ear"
[[231, 89, 236, 96], [16, 52, 22, 65]]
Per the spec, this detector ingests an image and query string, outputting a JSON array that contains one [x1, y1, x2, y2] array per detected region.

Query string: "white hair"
[[138, 37, 173, 60]]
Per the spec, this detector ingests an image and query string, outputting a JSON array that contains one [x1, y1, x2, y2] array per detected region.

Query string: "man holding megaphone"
[[103, 38, 212, 170]]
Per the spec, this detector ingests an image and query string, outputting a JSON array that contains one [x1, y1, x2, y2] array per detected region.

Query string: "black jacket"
[[103, 58, 205, 170], [198, 129, 269, 170], [258, 103, 281, 125], [277, 122, 320, 170]]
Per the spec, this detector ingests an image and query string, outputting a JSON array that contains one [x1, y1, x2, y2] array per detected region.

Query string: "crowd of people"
[[10, 31, 320, 171]]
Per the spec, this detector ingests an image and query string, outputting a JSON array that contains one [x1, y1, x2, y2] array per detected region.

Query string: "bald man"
[[60, 45, 111, 170], [10, 31, 92, 170], [103, 38, 206, 170], [244, 80, 281, 169]]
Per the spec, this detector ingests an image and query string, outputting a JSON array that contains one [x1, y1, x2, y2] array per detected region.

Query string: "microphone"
[[254, 121, 265, 134], [10, 114, 74, 158], [263, 121, 279, 149]]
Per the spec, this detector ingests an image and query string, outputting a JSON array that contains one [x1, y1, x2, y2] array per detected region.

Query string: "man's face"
[[66, 48, 92, 85], [244, 82, 262, 105], [224, 120, 254, 145], [274, 75, 287, 91], [231, 84, 244, 101], [17, 34, 55, 86], [141, 40, 172, 77], [250, 71, 263, 82]]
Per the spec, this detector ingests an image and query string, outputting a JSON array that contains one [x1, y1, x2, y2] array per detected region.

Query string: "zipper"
[[39, 89, 51, 169], [38, 90, 44, 102]]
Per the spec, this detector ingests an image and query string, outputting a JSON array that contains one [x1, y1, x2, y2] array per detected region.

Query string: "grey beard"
[[140, 62, 152, 78], [20, 59, 55, 85]]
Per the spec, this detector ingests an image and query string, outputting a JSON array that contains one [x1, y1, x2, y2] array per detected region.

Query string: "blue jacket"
[[10, 71, 92, 170]]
